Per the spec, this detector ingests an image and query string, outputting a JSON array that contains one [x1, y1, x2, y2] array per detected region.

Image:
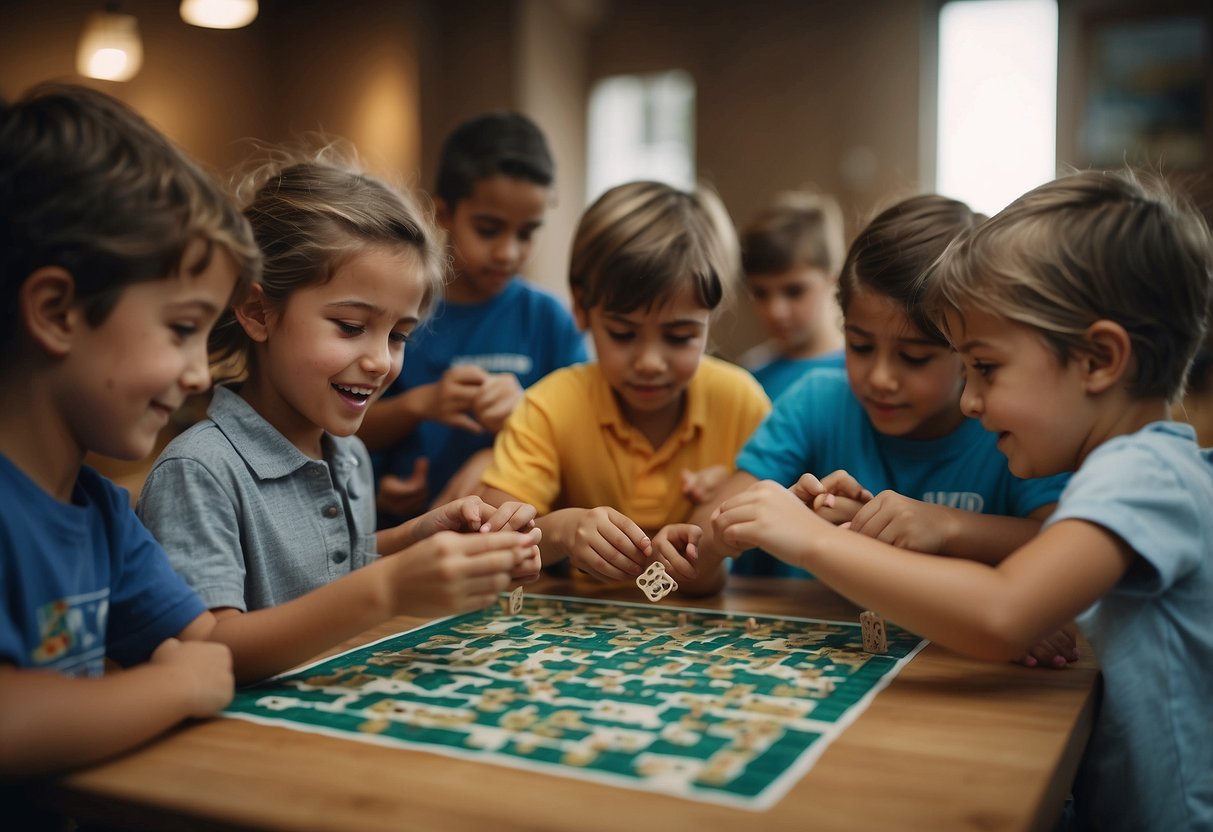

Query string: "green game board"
[[224, 594, 925, 810]]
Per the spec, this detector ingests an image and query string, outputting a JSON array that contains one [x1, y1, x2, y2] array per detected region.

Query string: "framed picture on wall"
[[1079, 8, 1210, 169]]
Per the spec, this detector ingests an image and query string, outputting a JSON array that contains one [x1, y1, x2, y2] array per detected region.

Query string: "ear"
[[20, 267, 81, 358], [1080, 319, 1132, 394], [233, 283, 272, 343]]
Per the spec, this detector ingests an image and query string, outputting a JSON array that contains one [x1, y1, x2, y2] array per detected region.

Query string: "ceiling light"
[[179, 0, 259, 30], [76, 9, 143, 82]]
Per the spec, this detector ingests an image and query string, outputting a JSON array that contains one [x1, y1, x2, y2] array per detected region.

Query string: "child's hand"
[[680, 465, 730, 505], [429, 365, 491, 433], [845, 490, 951, 553], [413, 495, 494, 538], [376, 458, 430, 519], [510, 543, 543, 585], [568, 507, 653, 582], [1016, 623, 1081, 669], [149, 638, 234, 717], [388, 528, 541, 616], [472, 373, 523, 433], [712, 480, 827, 562], [479, 500, 542, 582], [790, 470, 872, 525], [650, 523, 700, 582]]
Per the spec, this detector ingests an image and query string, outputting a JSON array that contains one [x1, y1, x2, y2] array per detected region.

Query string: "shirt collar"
[[207, 385, 357, 481], [589, 363, 707, 448]]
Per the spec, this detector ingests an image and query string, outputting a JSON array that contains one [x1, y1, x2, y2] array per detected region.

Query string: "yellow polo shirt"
[[482, 356, 771, 533]]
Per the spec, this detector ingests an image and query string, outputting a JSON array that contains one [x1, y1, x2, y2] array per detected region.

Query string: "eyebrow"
[[471, 213, 544, 230], [169, 299, 222, 317], [604, 312, 707, 329], [844, 323, 939, 346], [324, 299, 419, 325], [955, 338, 993, 353]]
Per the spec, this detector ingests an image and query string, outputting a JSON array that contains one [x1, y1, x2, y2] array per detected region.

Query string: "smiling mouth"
[[333, 383, 375, 402]]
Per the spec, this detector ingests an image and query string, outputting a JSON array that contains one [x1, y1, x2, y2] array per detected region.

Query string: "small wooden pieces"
[[509, 586, 525, 614], [860, 610, 887, 654], [745, 617, 758, 634], [636, 561, 677, 602], [677, 612, 689, 628]]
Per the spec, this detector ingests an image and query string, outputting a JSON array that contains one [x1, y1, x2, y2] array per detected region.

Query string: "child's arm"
[[0, 639, 233, 778], [359, 365, 490, 450], [845, 490, 1052, 563], [182, 528, 539, 685], [429, 448, 494, 507], [472, 373, 524, 433], [670, 470, 761, 596], [712, 480, 1133, 661]]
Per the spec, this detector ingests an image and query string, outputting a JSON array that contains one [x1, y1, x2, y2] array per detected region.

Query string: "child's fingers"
[[788, 473, 825, 503], [480, 501, 537, 533], [603, 508, 652, 557]]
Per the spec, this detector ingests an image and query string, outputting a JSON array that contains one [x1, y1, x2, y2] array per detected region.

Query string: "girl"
[[137, 148, 539, 681], [478, 181, 771, 583], [667, 195, 1069, 612], [712, 169, 1213, 832]]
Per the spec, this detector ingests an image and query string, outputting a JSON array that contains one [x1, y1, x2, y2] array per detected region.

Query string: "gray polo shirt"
[[136, 385, 378, 611]]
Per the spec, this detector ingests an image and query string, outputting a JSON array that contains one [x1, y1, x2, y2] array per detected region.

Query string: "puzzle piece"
[[509, 586, 525, 614], [859, 610, 887, 654], [636, 561, 677, 602]]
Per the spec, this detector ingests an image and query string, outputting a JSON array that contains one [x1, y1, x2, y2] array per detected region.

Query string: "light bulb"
[[179, 0, 259, 30], [76, 11, 143, 82]]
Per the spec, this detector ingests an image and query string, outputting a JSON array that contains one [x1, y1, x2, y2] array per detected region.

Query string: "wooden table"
[[34, 576, 1099, 832]]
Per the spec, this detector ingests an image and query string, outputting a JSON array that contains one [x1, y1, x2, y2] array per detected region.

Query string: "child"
[[478, 181, 771, 582], [665, 195, 1069, 599], [359, 112, 587, 523], [711, 169, 1213, 831], [0, 84, 259, 777], [136, 149, 540, 670], [738, 190, 847, 401]]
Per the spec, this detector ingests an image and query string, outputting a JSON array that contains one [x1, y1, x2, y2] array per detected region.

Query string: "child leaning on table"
[[359, 112, 587, 524], [664, 195, 1070, 599], [711, 169, 1213, 831], [478, 180, 771, 583], [135, 148, 540, 678], [737, 190, 847, 402], [0, 84, 258, 778]]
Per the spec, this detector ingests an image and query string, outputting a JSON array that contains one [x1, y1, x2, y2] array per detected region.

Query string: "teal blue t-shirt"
[[731, 367, 1069, 578], [750, 350, 844, 404]]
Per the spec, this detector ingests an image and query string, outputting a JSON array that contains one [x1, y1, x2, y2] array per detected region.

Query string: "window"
[[936, 0, 1058, 215], [586, 70, 696, 204]]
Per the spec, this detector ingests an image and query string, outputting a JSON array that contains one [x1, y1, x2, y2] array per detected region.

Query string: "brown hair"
[[209, 143, 446, 380], [927, 169, 1213, 401], [569, 180, 740, 317], [0, 83, 260, 354], [741, 190, 845, 278]]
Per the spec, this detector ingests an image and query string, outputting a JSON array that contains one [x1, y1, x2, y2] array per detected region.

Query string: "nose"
[[959, 377, 983, 418], [492, 235, 521, 266], [181, 340, 212, 393], [866, 353, 898, 393], [633, 338, 666, 377], [360, 337, 393, 378]]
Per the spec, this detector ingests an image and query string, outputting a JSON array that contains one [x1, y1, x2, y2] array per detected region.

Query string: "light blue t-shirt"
[[750, 349, 844, 403], [137, 386, 378, 612], [0, 455, 204, 674], [732, 367, 1069, 578], [1044, 421, 1212, 831], [376, 278, 587, 521]]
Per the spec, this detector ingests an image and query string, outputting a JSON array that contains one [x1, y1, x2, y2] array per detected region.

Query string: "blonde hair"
[[210, 142, 446, 380], [927, 169, 1213, 401], [741, 190, 845, 278], [569, 180, 740, 317]]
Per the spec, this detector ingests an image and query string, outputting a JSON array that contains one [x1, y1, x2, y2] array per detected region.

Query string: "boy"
[[738, 190, 846, 402], [359, 112, 587, 523], [478, 181, 771, 582], [0, 84, 260, 777]]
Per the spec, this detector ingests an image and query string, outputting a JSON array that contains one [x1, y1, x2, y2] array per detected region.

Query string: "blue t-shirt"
[[732, 367, 1068, 578], [376, 278, 586, 520], [751, 350, 844, 403], [1045, 422, 1212, 832], [0, 454, 205, 675]]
